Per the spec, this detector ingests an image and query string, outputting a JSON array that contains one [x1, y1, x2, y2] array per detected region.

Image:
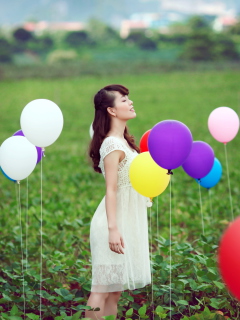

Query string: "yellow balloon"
[[129, 152, 170, 197]]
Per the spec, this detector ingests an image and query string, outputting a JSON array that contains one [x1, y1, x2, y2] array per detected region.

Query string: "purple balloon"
[[148, 120, 193, 170], [182, 141, 215, 179], [13, 130, 43, 164]]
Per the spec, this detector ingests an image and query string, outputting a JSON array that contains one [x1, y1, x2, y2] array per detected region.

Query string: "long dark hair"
[[88, 84, 140, 173]]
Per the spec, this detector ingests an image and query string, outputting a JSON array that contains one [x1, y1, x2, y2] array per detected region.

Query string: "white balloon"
[[20, 99, 64, 147], [89, 122, 94, 138], [0, 136, 37, 181]]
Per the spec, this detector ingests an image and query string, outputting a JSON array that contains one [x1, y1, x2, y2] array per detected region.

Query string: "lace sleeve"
[[100, 137, 125, 162]]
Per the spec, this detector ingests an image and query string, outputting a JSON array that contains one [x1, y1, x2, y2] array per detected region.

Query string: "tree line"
[[0, 16, 240, 64]]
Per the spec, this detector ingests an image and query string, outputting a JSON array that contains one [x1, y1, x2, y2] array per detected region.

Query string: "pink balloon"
[[208, 107, 239, 144]]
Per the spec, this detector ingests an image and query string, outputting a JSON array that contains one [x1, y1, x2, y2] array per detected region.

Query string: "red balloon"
[[218, 217, 240, 301], [139, 130, 151, 153]]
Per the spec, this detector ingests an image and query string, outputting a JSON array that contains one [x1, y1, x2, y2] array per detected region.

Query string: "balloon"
[[139, 129, 151, 153], [20, 99, 64, 148], [208, 107, 239, 144], [89, 123, 94, 138], [148, 120, 193, 170], [13, 129, 43, 164], [195, 158, 222, 189], [218, 217, 240, 301], [0, 167, 16, 182], [182, 141, 214, 180], [0, 147, 16, 182], [0, 136, 37, 181], [129, 151, 170, 198]]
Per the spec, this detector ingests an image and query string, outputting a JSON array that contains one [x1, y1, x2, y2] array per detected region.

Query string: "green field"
[[1, 71, 240, 319]]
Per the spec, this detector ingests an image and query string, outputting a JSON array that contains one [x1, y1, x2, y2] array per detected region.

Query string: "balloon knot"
[[167, 169, 173, 175]]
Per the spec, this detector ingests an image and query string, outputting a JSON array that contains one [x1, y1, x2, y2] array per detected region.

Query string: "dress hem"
[[90, 281, 152, 293]]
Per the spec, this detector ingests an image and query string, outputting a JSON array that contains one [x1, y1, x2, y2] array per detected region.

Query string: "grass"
[[0, 70, 240, 319]]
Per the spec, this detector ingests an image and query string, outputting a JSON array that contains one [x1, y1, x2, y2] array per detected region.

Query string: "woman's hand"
[[108, 227, 125, 254]]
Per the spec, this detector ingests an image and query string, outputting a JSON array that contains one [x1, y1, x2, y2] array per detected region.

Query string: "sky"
[[0, 0, 239, 28]]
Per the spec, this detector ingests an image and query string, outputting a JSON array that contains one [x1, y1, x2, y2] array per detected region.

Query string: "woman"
[[85, 84, 151, 319]]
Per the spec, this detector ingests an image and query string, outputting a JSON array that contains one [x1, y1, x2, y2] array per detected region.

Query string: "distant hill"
[[0, 0, 239, 28]]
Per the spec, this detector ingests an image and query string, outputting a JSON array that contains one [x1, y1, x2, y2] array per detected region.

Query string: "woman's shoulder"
[[100, 136, 124, 155], [101, 136, 120, 147]]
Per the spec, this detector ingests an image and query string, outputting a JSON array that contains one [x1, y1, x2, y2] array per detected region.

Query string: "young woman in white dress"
[[85, 84, 151, 319]]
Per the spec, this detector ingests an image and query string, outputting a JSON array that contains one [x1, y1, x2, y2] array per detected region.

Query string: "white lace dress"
[[89, 136, 151, 293]]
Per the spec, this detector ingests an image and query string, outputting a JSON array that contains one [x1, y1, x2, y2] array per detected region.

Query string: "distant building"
[[120, 11, 187, 37], [213, 15, 238, 32], [120, 20, 148, 38], [23, 21, 85, 34]]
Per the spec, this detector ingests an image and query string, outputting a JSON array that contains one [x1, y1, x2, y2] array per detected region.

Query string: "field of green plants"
[[0, 70, 240, 319]]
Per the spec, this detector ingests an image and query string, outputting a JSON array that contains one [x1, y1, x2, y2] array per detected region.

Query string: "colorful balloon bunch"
[[130, 120, 193, 199], [0, 99, 64, 183], [132, 106, 240, 303]]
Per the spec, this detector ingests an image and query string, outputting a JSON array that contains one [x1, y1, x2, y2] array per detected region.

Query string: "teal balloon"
[[196, 158, 222, 189], [0, 167, 17, 182]]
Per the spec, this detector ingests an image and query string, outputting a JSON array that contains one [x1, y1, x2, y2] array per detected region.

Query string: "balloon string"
[[149, 204, 154, 319], [17, 182, 26, 317], [40, 150, 43, 319], [208, 189, 213, 222], [198, 182, 204, 235], [224, 144, 234, 221], [26, 177, 29, 291], [169, 176, 172, 320], [157, 195, 159, 252]]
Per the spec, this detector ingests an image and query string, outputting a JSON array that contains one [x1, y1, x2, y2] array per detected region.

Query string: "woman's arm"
[[103, 149, 125, 230]]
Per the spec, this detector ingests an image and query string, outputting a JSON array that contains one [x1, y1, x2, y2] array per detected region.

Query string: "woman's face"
[[108, 91, 136, 120]]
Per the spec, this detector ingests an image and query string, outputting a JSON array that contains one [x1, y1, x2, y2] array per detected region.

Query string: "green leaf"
[[26, 314, 40, 320], [210, 298, 222, 309], [177, 300, 189, 306], [155, 305, 164, 313], [10, 305, 19, 316], [54, 288, 74, 301], [203, 306, 211, 315], [122, 292, 134, 301], [126, 308, 133, 316], [178, 279, 189, 286], [213, 281, 225, 290], [2, 293, 12, 301], [201, 234, 208, 242], [0, 277, 7, 283], [189, 279, 198, 290], [102, 316, 116, 320], [138, 304, 147, 316], [208, 267, 217, 275], [155, 255, 163, 263], [71, 311, 82, 320]]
